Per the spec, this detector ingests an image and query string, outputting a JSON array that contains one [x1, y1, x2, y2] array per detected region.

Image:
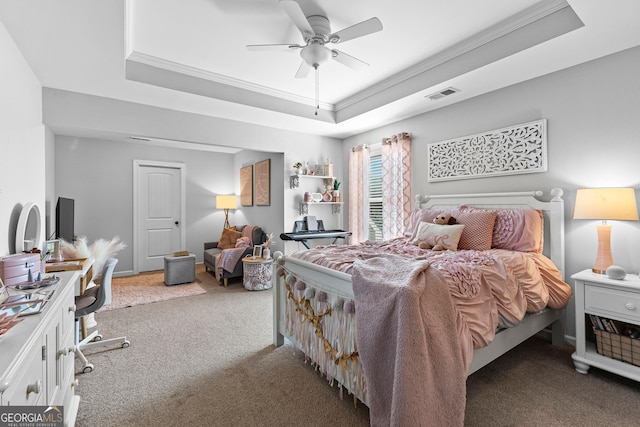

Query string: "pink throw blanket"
[[215, 226, 257, 281], [352, 254, 466, 427], [215, 248, 246, 281]]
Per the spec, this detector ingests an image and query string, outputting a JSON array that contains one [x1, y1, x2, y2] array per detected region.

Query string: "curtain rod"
[[383, 132, 411, 144]]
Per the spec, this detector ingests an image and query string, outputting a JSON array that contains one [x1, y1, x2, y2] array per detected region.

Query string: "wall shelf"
[[299, 202, 342, 216], [290, 175, 335, 189]]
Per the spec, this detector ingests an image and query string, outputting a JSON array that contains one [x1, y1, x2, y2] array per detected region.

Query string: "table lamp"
[[573, 187, 638, 274], [216, 195, 238, 229]]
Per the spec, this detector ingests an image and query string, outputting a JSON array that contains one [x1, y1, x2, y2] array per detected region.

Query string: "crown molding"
[[126, 50, 335, 111], [128, 135, 242, 154], [335, 0, 573, 112]]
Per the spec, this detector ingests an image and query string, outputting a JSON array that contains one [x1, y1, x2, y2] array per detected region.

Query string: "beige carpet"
[[99, 265, 208, 312], [75, 265, 640, 426]]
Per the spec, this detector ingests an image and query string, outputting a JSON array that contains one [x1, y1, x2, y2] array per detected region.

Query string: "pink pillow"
[[492, 209, 543, 253], [451, 208, 497, 251]]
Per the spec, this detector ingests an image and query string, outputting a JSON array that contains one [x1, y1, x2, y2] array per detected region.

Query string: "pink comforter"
[[291, 239, 572, 426], [292, 238, 572, 358]]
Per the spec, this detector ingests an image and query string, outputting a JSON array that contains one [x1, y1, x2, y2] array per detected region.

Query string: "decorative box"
[[0, 253, 42, 286]]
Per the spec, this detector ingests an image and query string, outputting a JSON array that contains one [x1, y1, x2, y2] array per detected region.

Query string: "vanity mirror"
[[15, 202, 41, 253]]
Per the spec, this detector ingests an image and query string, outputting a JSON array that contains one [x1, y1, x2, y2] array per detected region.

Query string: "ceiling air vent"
[[425, 87, 459, 101]]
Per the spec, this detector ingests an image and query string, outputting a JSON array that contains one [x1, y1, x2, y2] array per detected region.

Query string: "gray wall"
[[55, 136, 238, 273], [342, 45, 640, 340], [232, 150, 285, 256], [44, 90, 345, 257]]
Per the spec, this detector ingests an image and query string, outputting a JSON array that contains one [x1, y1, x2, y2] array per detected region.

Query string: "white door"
[[134, 161, 185, 272]]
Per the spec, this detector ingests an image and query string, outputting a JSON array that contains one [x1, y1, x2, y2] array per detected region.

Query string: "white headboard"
[[415, 188, 565, 278]]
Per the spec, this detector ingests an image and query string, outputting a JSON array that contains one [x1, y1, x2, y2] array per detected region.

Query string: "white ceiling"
[[1, 0, 639, 142]]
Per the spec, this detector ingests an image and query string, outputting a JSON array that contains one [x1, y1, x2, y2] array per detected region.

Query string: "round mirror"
[[15, 202, 41, 253]]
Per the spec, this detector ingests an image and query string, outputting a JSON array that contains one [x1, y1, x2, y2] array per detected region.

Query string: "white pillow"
[[411, 222, 465, 251]]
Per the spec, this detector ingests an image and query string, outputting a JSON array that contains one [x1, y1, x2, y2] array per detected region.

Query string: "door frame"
[[133, 160, 186, 274]]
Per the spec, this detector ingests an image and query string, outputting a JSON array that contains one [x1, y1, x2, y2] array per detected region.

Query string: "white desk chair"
[[74, 258, 130, 373]]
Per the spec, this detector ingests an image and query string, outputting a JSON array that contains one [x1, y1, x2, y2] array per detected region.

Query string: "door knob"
[[175, 221, 179, 226]]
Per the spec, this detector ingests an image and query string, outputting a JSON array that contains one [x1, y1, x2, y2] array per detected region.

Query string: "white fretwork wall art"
[[427, 119, 547, 182]]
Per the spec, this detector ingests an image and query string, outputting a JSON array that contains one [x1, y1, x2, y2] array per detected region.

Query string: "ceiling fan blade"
[[295, 60, 311, 78], [247, 43, 301, 51], [279, 0, 314, 38], [329, 17, 383, 44], [331, 49, 369, 70]]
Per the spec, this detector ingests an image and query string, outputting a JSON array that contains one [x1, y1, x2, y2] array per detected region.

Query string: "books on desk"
[[46, 260, 80, 268]]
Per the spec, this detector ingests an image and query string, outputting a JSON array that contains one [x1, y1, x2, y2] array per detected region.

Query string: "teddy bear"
[[418, 213, 458, 251]]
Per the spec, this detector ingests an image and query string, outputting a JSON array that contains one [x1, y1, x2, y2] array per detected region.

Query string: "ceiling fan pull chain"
[[315, 66, 319, 115]]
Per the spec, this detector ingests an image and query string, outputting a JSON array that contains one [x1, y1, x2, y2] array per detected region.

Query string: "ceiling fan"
[[247, 0, 383, 79]]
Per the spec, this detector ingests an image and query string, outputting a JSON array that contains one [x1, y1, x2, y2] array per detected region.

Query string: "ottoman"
[[164, 253, 196, 285]]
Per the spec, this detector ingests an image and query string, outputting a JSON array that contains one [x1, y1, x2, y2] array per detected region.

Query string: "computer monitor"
[[55, 197, 74, 242]]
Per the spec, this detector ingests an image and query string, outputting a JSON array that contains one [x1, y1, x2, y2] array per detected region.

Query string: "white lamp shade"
[[216, 195, 238, 210], [573, 188, 638, 221]]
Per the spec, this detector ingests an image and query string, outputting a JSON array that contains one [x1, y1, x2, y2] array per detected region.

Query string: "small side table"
[[242, 257, 273, 291], [572, 269, 640, 381]]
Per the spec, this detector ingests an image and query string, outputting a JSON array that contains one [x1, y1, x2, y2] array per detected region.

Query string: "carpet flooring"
[[76, 265, 640, 426], [99, 266, 207, 312]]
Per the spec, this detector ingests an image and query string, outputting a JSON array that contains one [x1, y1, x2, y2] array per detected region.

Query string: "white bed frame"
[[273, 188, 566, 394]]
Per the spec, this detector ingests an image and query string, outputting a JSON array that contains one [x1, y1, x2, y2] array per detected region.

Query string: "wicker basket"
[[594, 328, 640, 367]]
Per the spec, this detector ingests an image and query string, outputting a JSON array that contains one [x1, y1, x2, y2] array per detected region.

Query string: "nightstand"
[[571, 269, 640, 381]]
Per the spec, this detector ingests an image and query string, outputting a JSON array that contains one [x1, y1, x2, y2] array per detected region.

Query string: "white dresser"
[[572, 269, 640, 381], [0, 271, 80, 426]]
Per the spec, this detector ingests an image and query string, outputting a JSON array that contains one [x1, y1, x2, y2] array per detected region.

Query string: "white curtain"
[[348, 145, 370, 244], [382, 133, 411, 240]]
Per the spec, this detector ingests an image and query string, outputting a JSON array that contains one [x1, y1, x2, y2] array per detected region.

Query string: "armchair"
[[203, 225, 267, 286]]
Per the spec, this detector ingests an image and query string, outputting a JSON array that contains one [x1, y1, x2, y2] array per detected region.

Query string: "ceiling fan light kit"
[[247, 0, 383, 116], [300, 43, 331, 68]]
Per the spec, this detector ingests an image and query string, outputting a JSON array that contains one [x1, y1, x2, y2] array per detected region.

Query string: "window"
[[368, 144, 383, 240]]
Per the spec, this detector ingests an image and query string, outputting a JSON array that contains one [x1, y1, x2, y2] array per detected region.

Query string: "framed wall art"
[[255, 159, 271, 206], [240, 165, 253, 206], [427, 119, 547, 182]]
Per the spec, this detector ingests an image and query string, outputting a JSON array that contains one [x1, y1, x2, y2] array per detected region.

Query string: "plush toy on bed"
[[417, 213, 459, 251]]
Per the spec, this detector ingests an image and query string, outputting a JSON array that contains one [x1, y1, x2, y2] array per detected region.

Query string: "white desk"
[[0, 271, 80, 425], [46, 257, 95, 295]]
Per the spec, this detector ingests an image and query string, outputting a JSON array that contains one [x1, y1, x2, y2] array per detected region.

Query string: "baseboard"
[[113, 270, 135, 278], [113, 262, 205, 278]]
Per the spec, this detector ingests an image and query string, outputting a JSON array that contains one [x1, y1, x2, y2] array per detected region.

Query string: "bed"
[[272, 189, 571, 426]]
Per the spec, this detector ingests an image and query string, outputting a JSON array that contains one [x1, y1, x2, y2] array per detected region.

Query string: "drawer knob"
[[58, 346, 75, 357], [625, 302, 636, 311]]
